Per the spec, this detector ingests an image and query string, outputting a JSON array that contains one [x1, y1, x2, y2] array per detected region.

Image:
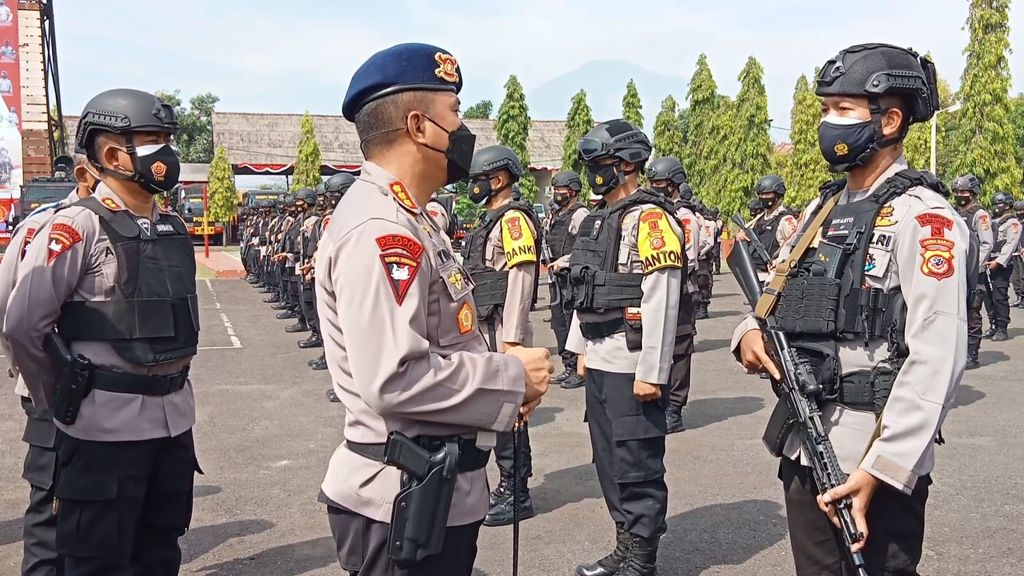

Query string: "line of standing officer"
[[1012, 200, 1024, 307], [5, 88, 202, 575], [545, 170, 590, 390], [311, 172, 355, 380], [747, 174, 799, 281], [566, 119, 684, 576], [952, 174, 993, 367], [983, 192, 1021, 342]]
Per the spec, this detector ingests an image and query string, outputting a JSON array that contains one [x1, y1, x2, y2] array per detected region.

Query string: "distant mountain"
[[528, 60, 689, 127]]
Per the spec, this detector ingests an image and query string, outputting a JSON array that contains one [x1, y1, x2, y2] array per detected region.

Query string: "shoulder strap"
[[74, 196, 140, 239]]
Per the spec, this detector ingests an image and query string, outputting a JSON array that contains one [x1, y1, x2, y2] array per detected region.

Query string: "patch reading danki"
[[376, 234, 424, 305]]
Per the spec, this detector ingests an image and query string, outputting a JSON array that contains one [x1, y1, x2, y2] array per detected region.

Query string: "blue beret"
[[342, 43, 464, 122]]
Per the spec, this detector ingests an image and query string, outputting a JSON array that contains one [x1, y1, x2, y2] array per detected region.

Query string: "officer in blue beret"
[[317, 43, 552, 576]]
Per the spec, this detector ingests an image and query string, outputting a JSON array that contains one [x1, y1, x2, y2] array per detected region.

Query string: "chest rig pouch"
[[460, 201, 541, 321], [567, 191, 686, 349], [772, 170, 942, 413], [57, 197, 200, 366], [751, 208, 796, 270], [547, 202, 585, 260]]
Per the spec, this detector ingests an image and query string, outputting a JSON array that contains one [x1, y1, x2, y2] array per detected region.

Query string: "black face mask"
[[758, 195, 777, 212], [818, 117, 878, 172], [423, 115, 476, 185], [651, 185, 671, 198], [103, 140, 181, 195], [994, 204, 1010, 217], [587, 163, 620, 196], [954, 194, 973, 208], [468, 177, 496, 205]]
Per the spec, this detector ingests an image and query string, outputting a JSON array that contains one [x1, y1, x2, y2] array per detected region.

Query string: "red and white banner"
[[0, 0, 21, 197]]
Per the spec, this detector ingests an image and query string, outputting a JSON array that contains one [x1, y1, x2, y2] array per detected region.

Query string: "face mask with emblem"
[[553, 193, 571, 207], [467, 176, 495, 205], [107, 140, 182, 195], [587, 163, 620, 196], [818, 114, 879, 172]]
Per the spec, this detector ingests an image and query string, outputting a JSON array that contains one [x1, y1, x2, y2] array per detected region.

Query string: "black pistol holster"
[[44, 333, 93, 426]]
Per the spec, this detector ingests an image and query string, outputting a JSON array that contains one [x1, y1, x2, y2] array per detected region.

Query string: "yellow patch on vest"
[[637, 208, 683, 274], [501, 211, 537, 267]]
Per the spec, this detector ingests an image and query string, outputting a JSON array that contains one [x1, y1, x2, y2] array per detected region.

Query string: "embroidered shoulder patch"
[[20, 227, 37, 260], [456, 301, 474, 334], [47, 223, 83, 264], [979, 213, 990, 231], [637, 208, 683, 274], [388, 181, 418, 212], [915, 213, 954, 237], [919, 237, 955, 280], [376, 234, 425, 305], [681, 218, 693, 248], [501, 211, 537, 267], [875, 205, 898, 227]]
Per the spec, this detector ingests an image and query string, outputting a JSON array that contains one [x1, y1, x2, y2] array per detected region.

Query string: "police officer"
[[646, 156, 698, 434], [0, 160, 96, 576], [317, 43, 551, 575], [545, 170, 590, 390], [952, 174, 993, 368], [461, 145, 542, 526], [314, 173, 355, 385], [1013, 200, 1024, 307], [425, 192, 458, 240], [747, 197, 765, 220], [691, 198, 715, 319], [749, 175, 799, 280], [566, 119, 684, 576], [985, 192, 1021, 341], [735, 44, 965, 575], [278, 193, 311, 333], [267, 195, 295, 306], [709, 207, 723, 275], [297, 186, 324, 349], [5, 88, 201, 575]]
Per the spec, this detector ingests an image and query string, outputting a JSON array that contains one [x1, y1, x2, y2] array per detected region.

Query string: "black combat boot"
[[576, 523, 631, 576], [312, 358, 329, 371], [612, 534, 659, 576], [263, 293, 280, 302], [298, 332, 323, 348], [488, 477, 512, 508], [285, 320, 309, 333], [561, 372, 585, 390], [483, 479, 534, 527], [966, 353, 980, 369], [552, 365, 573, 385], [992, 328, 1009, 342], [276, 310, 297, 320], [325, 387, 340, 401], [271, 302, 290, 310], [983, 327, 997, 339], [308, 354, 324, 367], [665, 403, 685, 434]]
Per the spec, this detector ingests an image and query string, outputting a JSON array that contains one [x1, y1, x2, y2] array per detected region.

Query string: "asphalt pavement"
[[0, 273, 1021, 575]]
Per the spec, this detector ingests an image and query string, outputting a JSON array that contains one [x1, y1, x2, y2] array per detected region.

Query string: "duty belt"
[[91, 365, 191, 396], [347, 436, 490, 473]]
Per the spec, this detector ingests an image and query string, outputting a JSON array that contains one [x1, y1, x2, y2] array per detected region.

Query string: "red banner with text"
[[0, 0, 20, 201]]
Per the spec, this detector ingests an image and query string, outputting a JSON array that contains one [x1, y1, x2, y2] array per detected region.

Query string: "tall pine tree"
[[206, 146, 237, 223], [948, 0, 1018, 202], [496, 75, 538, 201], [705, 96, 748, 218], [652, 95, 685, 161], [622, 79, 644, 129], [733, 57, 773, 195], [562, 89, 595, 201], [291, 112, 322, 191], [782, 75, 831, 209], [685, 54, 720, 194]]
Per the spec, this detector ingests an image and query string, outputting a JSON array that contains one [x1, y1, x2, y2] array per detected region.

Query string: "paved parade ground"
[[0, 274, 1021, 575]]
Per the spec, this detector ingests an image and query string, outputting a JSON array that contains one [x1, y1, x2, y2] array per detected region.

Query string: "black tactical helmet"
[[283, 194, 295, 207], [754, 174, 786, 196], [551, 170, 583, 193], [709, 207, 720, 218], [259, 200, 273, 209], [315, 182, 326, 197], [468, 145, 523, 181], [815, 43, 939, 126], [294, 188, 317, 206], [578, 119, 652, 165], [1014, 200, 1024, 212], [678, 181, 694, 201], [993, 192, 1015, 207], [645, 156, 688, 185], [952, 174, 982, 195], [324, 172, 356, 197], [748, 198, 764, 214], [75, 88, 179, 156]]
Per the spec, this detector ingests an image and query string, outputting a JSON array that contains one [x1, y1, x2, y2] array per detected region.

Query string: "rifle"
[[540, 237, 561, 308], [728, 226, 869, 576], [731, 214, 773, 269]]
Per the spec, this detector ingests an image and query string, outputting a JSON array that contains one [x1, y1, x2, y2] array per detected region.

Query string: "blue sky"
[[55, 0, 1024, 142]]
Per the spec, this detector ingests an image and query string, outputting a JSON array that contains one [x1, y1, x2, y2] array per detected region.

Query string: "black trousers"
[[585, 369, 668, 538], [711, 244, 722, 274], [21, 397, 62, 576], [780, 457, 929, 576], [989, 263, 1013, 330], [668, 294, 695, 409], [696, 259, 713, 304], [327, 504, 481, 576], [54, 429, 198, 576], [968, 273, 987, 356], [494, 423, 532, 484], [277, 263, 289, 298], [549, 279, 577, 371], [1012, 255, 1024, 300], [301, 284, 318, 333]]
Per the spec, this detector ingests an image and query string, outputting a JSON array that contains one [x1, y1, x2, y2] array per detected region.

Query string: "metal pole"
[[930, 112, 938, 175], [203, 184, 210, 259]]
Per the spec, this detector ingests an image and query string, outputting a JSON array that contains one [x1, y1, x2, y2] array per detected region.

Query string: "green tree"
[[652, 95, 685, 161], [621, 79, 644, 129], [903, 55, 954, 172], [562, 89, 596, 201], [155, 89, 220, 163], [258, 181, 288, 191], [1010, 93, 1024, 186], [463, 100, 493, 119], [704, 97, 748, 219], [496, 75, 538, 201], [685, 54, 720, 194], [782, 75, 831, 209], [948, 0, 1018, 203], [206, 146, 237, 223], [733, 57, 773, 196], [291, 112, 323, 191]]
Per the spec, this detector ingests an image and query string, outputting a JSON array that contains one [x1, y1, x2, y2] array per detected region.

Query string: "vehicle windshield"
[[183, 197, 205, 217]]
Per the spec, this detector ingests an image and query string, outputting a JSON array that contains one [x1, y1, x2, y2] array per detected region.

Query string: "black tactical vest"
[[959, 204, 981, 235], [993, 213, 1018, 253], [547, 203, 586, 260], [303, 214, 322, 256], [566, 190, 688, 347], [460, 201, 541, 320], [751, 207, 794, 270], [57, 197, 200, 366]]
